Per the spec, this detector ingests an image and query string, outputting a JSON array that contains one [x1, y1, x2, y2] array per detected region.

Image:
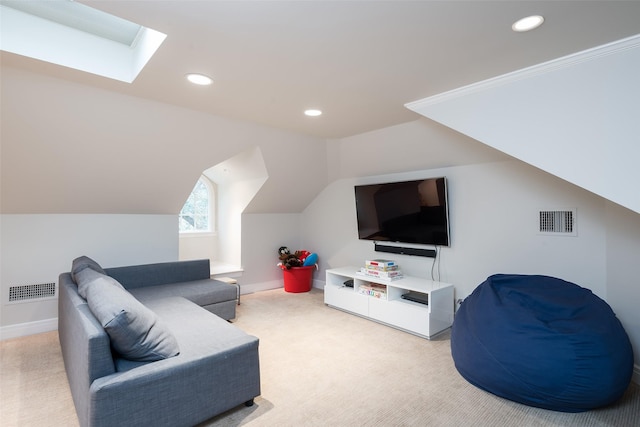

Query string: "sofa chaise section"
[[89, 297, 260, 427], [105, 259, 238, 320]]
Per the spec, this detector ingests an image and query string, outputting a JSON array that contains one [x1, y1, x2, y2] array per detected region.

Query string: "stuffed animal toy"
[[277, 246, 303, 270], [278, 246, 291, 259], [296, 250, 311, 263]]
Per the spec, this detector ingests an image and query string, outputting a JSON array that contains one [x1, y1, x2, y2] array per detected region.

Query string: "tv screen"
[[354, 177, 450, 246]]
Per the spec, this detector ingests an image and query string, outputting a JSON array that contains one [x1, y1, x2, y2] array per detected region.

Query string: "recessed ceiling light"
[[512, 15, 544, 32], [304, 109, 322, 117], [186, 73, 213, 85]]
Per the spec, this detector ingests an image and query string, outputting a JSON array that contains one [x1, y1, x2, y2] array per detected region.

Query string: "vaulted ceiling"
[[3, 1, 640, 139]]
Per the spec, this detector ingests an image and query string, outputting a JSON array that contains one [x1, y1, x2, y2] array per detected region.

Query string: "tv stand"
[[324, 266, 454, 339]]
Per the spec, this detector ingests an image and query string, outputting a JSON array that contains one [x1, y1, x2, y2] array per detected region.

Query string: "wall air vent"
[[539, 209, 577, 236], [8, 283, 56, 303]]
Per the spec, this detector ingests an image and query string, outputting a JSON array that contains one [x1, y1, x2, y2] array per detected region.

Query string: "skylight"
[[0, 0, 166, 83]]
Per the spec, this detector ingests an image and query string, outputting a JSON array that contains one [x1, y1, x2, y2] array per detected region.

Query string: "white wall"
[[302, 160, 607, 300], [301, 118, 640, 369], [213, 147, 269, 268], [240, 213, 303, 290], [179, 233, 217, 262], [301, 160, 640, 368], [0, 214, 177, 334], [605, 202, 640, 371]]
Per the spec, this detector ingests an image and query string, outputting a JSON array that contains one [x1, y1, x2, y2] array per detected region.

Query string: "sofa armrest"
[[58, 273, 116, 427]]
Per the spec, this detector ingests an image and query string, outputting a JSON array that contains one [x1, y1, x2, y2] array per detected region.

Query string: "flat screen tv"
[[354, 177, 450, 247]]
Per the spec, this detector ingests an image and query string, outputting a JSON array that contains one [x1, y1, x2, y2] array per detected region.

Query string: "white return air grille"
[[8, 282, 56, 303], [539, 209, 577, 236]]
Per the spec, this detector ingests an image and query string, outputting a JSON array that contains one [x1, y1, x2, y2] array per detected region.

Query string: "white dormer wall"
[[0, 67, 327, 337], [406, 35, 640, 215], [204, 146, 269, 269]]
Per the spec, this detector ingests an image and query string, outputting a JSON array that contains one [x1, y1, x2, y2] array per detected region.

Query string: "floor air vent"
[[9, 282, 56, 303], [539, 209, 577, 236]]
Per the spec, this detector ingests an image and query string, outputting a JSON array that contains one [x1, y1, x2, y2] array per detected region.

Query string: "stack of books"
[[360, 259, 403, 281], [357, 282, 387, 299]]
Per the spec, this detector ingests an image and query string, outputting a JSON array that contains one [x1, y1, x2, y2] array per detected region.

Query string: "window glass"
[[179, 178, 210, 232]]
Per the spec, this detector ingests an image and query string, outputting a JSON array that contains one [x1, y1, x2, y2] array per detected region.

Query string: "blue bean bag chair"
[[451, 274, 633, 413]]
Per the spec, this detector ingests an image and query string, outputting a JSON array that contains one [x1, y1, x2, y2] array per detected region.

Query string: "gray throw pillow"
[[85, 276, 180, 362], [74, 267, 124, 300], [71, 256, 106, 283]]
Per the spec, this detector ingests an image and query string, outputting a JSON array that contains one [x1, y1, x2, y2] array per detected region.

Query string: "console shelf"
[[324, 266, 454, 339]]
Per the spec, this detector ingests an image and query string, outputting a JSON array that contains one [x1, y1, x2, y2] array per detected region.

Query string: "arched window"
[[179, 178, 213, 233]]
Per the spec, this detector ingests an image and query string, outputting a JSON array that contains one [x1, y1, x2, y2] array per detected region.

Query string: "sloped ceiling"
[[407, 35, 640, 214], [2, 1, 640, 139], [3, 1, 640, 215], [0, 67, 328, 214]]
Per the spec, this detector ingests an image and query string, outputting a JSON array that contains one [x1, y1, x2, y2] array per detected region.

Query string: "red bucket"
[[282, 265, 315, 293]]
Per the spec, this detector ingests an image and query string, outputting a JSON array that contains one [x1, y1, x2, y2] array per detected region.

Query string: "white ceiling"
[[2, 0, 640, 139]]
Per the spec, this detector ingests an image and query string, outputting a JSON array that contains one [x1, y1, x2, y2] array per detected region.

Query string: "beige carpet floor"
[[1, 288, 638, 426]]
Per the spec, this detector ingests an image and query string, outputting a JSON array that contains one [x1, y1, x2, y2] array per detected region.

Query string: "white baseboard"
[[240, 280, 283, 295], [0, 317, 58, 341], [240, 278, 325, 295]]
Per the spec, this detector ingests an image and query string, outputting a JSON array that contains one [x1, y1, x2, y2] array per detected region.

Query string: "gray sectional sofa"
[[58, 257, 260, 427]]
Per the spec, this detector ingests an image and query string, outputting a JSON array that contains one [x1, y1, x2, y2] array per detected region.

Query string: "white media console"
[[324, 266, 455, 339]]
